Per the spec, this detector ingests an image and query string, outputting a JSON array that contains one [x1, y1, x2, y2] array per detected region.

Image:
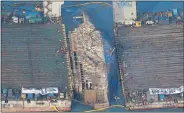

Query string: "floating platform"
[[1, 24, 71, 112], [115, 24, 184, 110]]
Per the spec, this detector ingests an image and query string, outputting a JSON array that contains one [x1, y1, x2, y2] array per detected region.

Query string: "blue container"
[[27, 93, 33, 99], [3, 89, 8, 94], [173, 9, 178, 16], [15, 92, 20, 100], [34, 94, 40, 100], [159, 94, 165, 101], [47, 93, 54, 97]]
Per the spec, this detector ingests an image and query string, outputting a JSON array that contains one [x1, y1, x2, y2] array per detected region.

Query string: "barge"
[[1, 24, 72, 112], [115, 24, 184, 110]]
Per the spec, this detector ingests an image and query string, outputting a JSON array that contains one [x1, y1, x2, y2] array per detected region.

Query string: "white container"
[[19, 18, 24, 23], [146, 20, 154, 25], [124, 20, 135, 25], [12, 16, 19, 23]]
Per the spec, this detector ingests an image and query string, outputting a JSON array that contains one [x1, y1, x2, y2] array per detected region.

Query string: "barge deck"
[[115, 24, 184, 110], [1, 24, 72, 112]]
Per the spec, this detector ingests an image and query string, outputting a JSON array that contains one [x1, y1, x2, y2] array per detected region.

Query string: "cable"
[[84, 105, 125, 112], [52, 105, 59, 112]]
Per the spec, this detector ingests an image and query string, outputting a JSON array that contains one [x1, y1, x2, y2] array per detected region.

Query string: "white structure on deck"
[[43, 0, 64, 17], [113, 0, 137, 24]]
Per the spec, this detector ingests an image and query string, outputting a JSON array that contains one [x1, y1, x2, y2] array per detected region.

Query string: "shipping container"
[[12, 16, 19, 23]]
